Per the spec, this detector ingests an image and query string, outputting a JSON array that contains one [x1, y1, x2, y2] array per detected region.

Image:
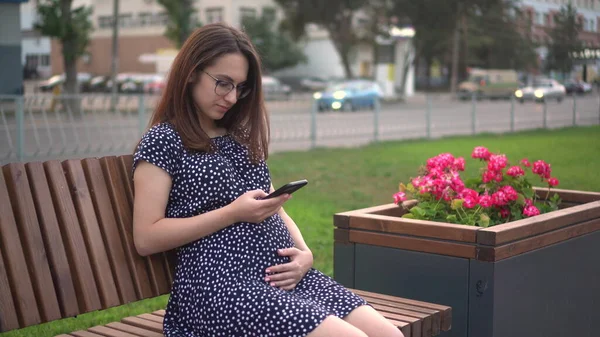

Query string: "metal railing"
[[1, 92, 599, 164]]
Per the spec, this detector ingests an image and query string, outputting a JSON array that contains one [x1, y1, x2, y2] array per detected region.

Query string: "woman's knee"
[[306, 315, 368, 337]]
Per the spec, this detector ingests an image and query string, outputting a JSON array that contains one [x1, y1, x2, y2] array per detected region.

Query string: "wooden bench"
[[0, 155, 452, 337]]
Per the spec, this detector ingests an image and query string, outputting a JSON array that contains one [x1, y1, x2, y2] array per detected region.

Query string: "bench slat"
[[117, 155, 176, 289], [82, 158, 138, 305], [120, 316, 163, 333], [371, 302, 432, 337], [137, 313, 163, 324], [351, 289, 452, 332], [105, 321, 164, 337], [0, 168, 41, 328], [115, 155, 172, 295], [99, 157, 153, 300], [70, 331, 106, 337], [360, 295, 441, 335], [26, 162, 80, 318], [64, 160, 121, 309], [4, 163, 62, 323], [88, 325, 142, 337], [386, 318, 411, 336], [45, 160, 102, 314], [0, 238, 20, 332]]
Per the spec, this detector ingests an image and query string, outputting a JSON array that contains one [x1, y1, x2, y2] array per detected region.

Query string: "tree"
[[35, 0, 93, 95], [241, 14, 307, 73], [545, 4, 583, 77], [466, 1, 538, 71], [274, 0, 370, 79], [390, 0, 457, 90], [157, 0, 198, 48]]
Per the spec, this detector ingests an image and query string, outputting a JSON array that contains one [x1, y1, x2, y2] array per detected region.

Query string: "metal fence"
[[1, 92, 599, 164]]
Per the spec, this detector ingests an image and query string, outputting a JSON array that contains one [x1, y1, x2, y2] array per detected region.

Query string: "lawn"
[[4, 125, 599, 337]]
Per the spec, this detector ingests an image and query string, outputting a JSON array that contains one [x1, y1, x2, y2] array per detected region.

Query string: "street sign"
[[570, 48, 600, 61]]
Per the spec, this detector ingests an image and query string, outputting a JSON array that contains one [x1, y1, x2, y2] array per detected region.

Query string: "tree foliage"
[[545, 4, 583, 75], [242, 14, 307, 73], [274, 0, 370, 78], [157, 0, 198, 48], [35, 0, 93, 94]]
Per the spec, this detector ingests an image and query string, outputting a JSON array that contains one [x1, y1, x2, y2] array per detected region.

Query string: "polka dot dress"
[[133, 123, 368, 337]]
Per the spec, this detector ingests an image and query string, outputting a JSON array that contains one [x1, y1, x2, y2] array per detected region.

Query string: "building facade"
[[49, 0, 280, 76], [1, 0, 28, 95], [519, 0, 600, 79], [20, 0, 52, 79]]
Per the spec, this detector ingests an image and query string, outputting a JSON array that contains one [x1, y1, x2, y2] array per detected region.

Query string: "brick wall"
[[51, 35, 175, 76]]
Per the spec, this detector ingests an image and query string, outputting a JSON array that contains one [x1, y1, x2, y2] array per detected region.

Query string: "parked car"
[[313, 80, 383, 112], [514, 79, 566, 103], [300, 76, 328, 91], [38, 73, 93, 92], [263, 76, 291, 100], [564, 79, 592, 95]]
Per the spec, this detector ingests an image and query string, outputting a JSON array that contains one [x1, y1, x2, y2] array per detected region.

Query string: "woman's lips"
[[216, 104, 230, 113]]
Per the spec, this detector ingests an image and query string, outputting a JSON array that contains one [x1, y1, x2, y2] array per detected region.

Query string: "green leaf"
[[410, 206, 427, 218], [464, 177, 482, 189], [477, 213, 491, 228], [402, 213, 415, 219], [516, 193, 526, 205], [522, 188, 534, 199], [446, 214, 458, 223], [451, 199, 464, 210]]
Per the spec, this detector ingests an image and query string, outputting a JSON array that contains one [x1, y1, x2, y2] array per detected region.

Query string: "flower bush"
[[393, 146, 562, 227]]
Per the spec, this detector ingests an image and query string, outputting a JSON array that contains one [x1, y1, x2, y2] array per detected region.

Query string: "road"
[[1, 93, 599, 164]]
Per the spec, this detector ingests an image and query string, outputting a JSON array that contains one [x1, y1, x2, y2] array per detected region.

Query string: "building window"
[[206, 7, 224, 24], [40, 54, 50, 66], [119, 13, 134, 28], [138, 12, 152, 26], [240, 6, 256, 25], [535, 12, 543, 25], [262, 6, 276, 22], [98, 15, 113, 29]]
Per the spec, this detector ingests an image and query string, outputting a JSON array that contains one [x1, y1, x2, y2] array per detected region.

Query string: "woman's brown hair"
[[146, 22, 269, 163]]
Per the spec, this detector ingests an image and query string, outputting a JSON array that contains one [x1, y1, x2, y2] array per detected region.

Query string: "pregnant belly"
[[176, 214, 295, 282]]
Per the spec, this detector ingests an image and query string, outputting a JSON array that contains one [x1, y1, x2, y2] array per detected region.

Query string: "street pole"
[[110, 0, 120, 112], [450, 3, 462, 94]]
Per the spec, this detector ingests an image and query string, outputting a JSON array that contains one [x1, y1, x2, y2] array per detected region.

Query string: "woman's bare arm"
[[133, 161, 289, 256]]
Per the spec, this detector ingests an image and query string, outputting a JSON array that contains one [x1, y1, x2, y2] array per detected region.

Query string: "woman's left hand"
[[265, 248, 313, 291]]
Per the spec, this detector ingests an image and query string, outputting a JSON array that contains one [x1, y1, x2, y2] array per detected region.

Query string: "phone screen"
[[263, 179, 308, 199]]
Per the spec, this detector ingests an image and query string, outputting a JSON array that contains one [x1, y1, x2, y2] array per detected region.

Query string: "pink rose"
[[472, 146, 492, 160], [547, 177, 559, 187]]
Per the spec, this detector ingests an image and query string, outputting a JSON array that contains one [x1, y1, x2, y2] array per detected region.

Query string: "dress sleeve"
[[132, 123, 182, 177]]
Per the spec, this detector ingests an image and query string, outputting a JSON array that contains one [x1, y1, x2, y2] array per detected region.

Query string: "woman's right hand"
[[227, 190, 291, 224]]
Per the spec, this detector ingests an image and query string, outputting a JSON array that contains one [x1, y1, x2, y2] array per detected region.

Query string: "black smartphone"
[[263, 179, 308, 199]]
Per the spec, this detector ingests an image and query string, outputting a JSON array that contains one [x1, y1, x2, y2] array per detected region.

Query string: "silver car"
[[515, 79, 566, 103]]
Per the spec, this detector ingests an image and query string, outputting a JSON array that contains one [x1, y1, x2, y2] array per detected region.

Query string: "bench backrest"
[[0, 155, 176, 333]]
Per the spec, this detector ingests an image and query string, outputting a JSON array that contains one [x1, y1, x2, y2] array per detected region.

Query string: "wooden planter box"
[[333, 188, 600, 337]]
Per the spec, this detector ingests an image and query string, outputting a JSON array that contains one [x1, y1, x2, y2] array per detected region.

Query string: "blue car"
[[313, 80, 383, 112]]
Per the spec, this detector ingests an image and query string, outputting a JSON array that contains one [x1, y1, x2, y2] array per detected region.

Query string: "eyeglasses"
[[202, 70, 251, 99]]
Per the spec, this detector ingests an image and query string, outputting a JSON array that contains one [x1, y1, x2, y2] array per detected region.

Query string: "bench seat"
[[54, 289, 450, 337]]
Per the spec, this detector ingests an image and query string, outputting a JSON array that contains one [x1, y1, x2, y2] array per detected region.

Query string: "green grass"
[[3, 125, 599, 337]]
